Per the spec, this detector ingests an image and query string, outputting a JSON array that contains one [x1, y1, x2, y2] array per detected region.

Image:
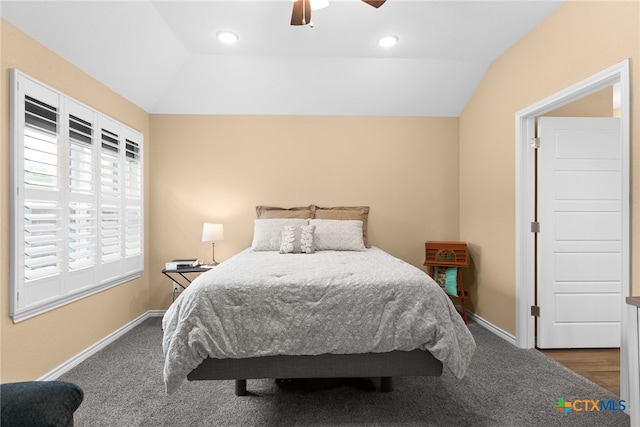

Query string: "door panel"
[[555, 171, 621, 199], [554, 129, 621, 159], [554, 253, 620, 281], [554, 294, 621, 322], [555, 212, 621, 241], [537, 117, 621, 349]]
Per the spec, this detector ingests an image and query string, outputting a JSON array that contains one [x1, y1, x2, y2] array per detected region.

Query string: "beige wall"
[[149, 115, 460, 309], [545, 86, 614, 117], [459, 0, 640, 334], [0, 20, 151, 382]]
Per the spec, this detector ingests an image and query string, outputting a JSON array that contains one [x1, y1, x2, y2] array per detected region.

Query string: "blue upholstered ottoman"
[[1, 381, 83, 427]]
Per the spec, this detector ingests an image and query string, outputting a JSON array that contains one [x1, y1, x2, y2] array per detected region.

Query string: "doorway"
[[514, 60, 630, 401]]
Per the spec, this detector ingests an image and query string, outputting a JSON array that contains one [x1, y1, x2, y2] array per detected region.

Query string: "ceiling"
[[1, 0, 565, 116]]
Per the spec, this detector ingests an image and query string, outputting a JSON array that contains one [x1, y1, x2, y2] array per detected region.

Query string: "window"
[[10, 70, 144, 322]]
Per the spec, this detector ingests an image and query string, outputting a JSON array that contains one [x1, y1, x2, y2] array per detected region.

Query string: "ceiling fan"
[[291, 0, 386, 26]]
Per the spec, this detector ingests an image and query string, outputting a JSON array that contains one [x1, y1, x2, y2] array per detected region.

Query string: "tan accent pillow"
[[313, 206, 370, 248], [255, 205, 314, 219]]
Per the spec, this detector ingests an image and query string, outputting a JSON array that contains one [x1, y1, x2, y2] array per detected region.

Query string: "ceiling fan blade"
[[291, 0, 312, 26], [362, 0, 386, 8]]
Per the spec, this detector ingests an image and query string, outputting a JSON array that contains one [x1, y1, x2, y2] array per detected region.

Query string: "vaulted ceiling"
[[1, 1, 565, 116]]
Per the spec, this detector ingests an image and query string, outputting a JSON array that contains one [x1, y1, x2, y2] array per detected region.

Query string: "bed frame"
[[187, 349, 443, 396]]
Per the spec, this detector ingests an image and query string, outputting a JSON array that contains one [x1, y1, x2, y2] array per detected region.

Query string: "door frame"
[[514, 59, 630, 394]]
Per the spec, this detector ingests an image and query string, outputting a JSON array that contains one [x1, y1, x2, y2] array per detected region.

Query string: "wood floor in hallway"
[[538, 348, 620, 396]]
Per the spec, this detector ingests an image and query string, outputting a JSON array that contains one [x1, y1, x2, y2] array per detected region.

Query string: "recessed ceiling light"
[[310, 0, 329, 10], [290, 0, 329, 10], [217, 31, 238, 44], [378, 35, 398, 48]]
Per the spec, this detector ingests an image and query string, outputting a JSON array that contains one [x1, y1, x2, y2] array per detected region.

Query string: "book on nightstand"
[[165, 259, 198, 270]]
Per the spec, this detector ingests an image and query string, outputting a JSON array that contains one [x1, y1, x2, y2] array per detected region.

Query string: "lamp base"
[[210, 242, 220, 266]]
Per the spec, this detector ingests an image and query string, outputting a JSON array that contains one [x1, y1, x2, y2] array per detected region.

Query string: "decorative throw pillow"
[[280, 225, 315, 254], [251, 218, 309, 251], [313, 206, 371, 248], [310, 219, 366, 251]]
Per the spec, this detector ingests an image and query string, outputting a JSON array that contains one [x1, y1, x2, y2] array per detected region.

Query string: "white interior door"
[[537, 117, 622, 349]]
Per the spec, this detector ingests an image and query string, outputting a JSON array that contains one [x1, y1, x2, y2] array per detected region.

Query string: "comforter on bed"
[[162, 247, 476, 393]]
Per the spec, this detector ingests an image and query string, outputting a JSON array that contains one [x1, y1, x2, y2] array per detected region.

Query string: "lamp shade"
[[202, 223, 224, 242]]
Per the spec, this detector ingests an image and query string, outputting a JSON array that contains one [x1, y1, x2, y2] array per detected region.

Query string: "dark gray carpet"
[[59, 317, 630, 426]]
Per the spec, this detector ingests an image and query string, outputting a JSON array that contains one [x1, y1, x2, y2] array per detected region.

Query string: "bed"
[[162, 206, 476, 395]]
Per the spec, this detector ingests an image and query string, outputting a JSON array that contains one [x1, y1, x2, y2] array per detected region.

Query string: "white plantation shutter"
[[67, 100, 98, 290], [123, 133, 143, 274], [24, 201, 62, 281], [18, 81, 64, 308], [99, 120, 123, 283], [68, 203, 96, 271], [10, 70, 143, 322]]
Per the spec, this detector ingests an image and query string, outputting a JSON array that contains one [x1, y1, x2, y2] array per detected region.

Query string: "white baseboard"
[[38, 310, 166, 381], [468, 310, 517, 346]]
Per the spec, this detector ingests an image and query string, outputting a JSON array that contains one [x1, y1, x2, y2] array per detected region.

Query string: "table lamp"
[[202, 223, 224, 265]]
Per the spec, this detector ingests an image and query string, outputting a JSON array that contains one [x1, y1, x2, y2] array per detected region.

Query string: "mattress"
[[162, 247, 476, 393]]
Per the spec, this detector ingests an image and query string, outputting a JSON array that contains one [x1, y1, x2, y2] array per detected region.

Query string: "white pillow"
[[280, 224, 315, 254], [251, 218, 308, 251], [310, 219, 366, 251]]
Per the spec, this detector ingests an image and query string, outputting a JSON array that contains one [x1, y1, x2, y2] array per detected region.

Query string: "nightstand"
[[162, 265, 212, 300], [424, 241, 469, 324]]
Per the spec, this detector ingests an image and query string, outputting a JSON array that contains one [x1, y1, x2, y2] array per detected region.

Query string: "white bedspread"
[[162, 247, 476, 393]]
